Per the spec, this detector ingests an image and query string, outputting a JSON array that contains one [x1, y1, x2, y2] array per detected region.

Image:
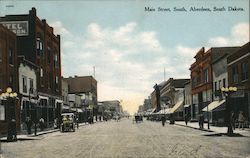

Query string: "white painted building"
[[18, 56, 38, 128]]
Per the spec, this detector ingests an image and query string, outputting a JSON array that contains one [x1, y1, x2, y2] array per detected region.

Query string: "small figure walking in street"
[[199, 113, 204, 129], [7, 119, 17, 142], [54, 118, 58, 129], [76, 117, 79, 129], [238, 111, 245, 130], [184, 113, 189, 126], [39, 117, 45, 131], [231, 111, 236, 130], [161, 115, 166, 127], [26, 117, 33, 135]]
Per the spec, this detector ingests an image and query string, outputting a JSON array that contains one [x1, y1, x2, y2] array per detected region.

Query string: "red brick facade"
[[0, 24, 20, 134]]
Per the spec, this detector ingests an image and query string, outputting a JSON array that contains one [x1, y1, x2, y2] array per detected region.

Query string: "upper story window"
[[22, 75, 27, 93], [36, 35, 43, 56], [9, 75, 13, 88], [192, 77, 197, 88], [9, 48, 13, 65], [54, 51, 59, 68], [232, 66, 239, 83], [214, 81, 217, 91], [223, 78, 226, 87], [40, 68, 43, 77], [241, 62, 248, 81], [29, 78, 34, 94], [203, 68, 208, 83], [47, 47, 51, 64]]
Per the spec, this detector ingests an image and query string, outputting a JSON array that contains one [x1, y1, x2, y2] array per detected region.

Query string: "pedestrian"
[[161, 115, 166, 127], [238, 111, 245, 130], [54, 118, 58, 129], [76, 117, 79, 129], [184, 113, 188, 125], [200, 113, 204, 129], [26, 117, 32, 134], [7, 119, 17, 142], [39, 117, 45, 131], [88, 116, 91, 124], [231, 111, 236, 130]]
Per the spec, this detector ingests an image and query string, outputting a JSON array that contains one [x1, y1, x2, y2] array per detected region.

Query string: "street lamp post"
[[221, 86, 237, 136], [0, 87, 18, 141]]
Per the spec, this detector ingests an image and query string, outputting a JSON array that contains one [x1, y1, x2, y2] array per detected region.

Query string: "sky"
[[0, 0, 249, 115]]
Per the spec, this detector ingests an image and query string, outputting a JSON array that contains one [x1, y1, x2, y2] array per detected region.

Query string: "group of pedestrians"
[[25, 117, 45, 135], [231, 111, 247, 130]]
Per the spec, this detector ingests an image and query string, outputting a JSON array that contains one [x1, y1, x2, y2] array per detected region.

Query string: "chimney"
[[30, 7, 36, 16]]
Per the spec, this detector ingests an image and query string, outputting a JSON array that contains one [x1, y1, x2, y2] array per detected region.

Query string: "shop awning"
[[77, 108, 83, 113], [62, 104, 70, 110], [147, 108, 156, 115], [184, 104, 191, 108], [170, 101, 184, 113], [202, 100, 225, 112], [156, 108, 172, 114]]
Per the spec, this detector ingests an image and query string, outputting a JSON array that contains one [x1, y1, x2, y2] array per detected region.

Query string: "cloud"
[[208, 22, 249, 46], [49, 21, 71, 36]]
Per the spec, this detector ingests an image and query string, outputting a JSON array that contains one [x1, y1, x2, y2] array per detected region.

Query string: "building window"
[[47, 47, 51, 64], [22, 76, 27, 93], [54, 52, 58, 68], [36, 36, 43, 56], [29, 78, 34, 94], [49, 71, 53, 89], [55, 76, 58, 84], [214, 82, 217, 91], [197, 75, 201, 85], [232, 66, 239, 83], [241, 62, 248, 81], [218, 80, 221, 89], [40, 68, 43, 77], [223, 78, 226, 88], [55, 76, 59, 90], [9, 75, 13, 88], [203, 68, 208, 83], [9, 48, 13, 65], [0, 104, 5, 121]]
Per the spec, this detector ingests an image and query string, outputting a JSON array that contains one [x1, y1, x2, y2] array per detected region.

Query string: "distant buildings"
[[63, 76, 98, 122]]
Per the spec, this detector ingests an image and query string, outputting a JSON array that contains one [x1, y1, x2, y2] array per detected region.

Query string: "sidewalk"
[[0, 121, 98, 142], [174, 121, 250, 137]]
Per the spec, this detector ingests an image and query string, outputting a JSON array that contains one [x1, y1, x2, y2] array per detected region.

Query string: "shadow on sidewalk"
[[202, 133, 248, 137]]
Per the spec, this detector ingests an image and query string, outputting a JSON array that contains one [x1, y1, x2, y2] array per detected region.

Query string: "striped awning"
[[170, 100, 184, 113], [202, 100, 225, 112]]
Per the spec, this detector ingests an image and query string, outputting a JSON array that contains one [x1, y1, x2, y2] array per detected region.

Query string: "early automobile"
[[60, 113, 75, 132]]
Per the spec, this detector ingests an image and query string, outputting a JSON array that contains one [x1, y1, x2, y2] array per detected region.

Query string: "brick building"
[[160, 78, 190, 120], [227, 42, 250, 122], [0, 24, 19, 134], [190, 47, 212, 121], [63, 76, 98, 121], [0, 8, 62, 128]]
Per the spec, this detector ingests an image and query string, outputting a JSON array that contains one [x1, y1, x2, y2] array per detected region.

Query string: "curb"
[[0, 129, 60, 142], [174, 123, 214, 132]]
